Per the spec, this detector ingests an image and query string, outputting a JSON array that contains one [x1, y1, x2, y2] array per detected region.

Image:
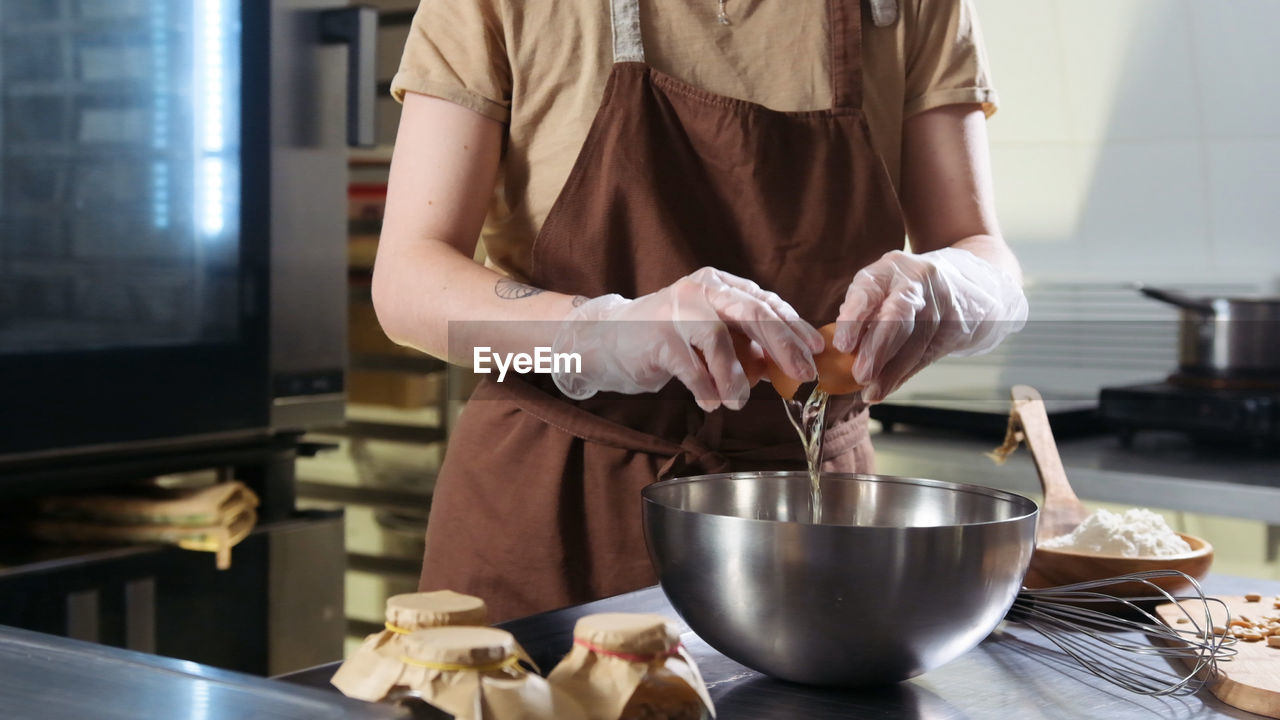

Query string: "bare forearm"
[[899, 104, 1023, 287], [371, 239, 581, 366], [371, 92, 584, 366]]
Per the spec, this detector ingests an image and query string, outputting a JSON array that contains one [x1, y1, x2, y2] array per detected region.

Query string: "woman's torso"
[[393, 0, 994, 280]]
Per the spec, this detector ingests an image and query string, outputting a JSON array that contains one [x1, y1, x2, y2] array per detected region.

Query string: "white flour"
[[1040, 508, 1192, 557]]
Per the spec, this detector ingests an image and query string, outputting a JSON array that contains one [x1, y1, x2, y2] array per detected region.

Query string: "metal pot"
[[1139, 285, 1280, 380]]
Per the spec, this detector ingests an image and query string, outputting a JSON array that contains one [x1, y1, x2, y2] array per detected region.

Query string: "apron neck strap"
[[610, 0, 646, 63], [609, 0, 861, 108], [828, 0, 864, 110]]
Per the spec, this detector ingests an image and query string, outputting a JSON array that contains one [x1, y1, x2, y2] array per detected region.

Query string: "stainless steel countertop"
[[872, 428, 1280, 523], [0, 624, 405, 720], [280, 574, 1278, 719]]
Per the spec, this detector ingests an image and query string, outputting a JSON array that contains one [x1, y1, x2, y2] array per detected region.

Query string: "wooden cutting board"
[[1156, 595, 1280, 718]]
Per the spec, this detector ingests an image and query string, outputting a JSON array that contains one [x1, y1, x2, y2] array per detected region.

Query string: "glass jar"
[[548, 613, 713, 720], [391, 626, 586, 720], [331, 589, 487, 701]]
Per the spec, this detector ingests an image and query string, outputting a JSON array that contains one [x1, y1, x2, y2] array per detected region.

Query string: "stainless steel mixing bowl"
[[642, 471, 1038, 686]]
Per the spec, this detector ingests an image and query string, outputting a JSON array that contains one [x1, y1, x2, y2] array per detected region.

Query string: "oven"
[[0, 0, 375, 467]]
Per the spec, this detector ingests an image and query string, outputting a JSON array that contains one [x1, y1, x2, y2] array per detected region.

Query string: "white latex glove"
[[551, 267, 824, 411], [832, 247, 1028, 403]]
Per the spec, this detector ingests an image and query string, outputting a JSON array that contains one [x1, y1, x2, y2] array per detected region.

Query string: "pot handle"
[[1136, 284, 1215, 314]]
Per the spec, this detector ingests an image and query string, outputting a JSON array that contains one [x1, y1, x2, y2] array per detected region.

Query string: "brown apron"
[[420, 0, 906, 622]]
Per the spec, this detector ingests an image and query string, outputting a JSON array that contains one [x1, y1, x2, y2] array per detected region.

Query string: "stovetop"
[[869, 388, 1100, 440], [1099, 380, 1280, 449]]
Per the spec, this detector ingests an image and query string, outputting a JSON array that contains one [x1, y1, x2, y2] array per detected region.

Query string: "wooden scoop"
[[1001, 385, 1214, 594], [1008, 385, 1090, 543]]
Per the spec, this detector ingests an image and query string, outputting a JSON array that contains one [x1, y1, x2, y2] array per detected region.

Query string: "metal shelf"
[[346, 552, 420, 579], [345, 618, 384, 638], [350, 353, 447, 375], [314, 421, 446, 445], [295, 480, 432, 512]]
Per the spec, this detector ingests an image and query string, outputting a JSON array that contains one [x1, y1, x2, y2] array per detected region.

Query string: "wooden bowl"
[[1023, 533, 1214, 597]]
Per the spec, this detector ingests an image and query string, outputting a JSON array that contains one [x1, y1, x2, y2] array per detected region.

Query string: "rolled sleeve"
[[391, 0, 513, 124], [904, 0, 999, 118]]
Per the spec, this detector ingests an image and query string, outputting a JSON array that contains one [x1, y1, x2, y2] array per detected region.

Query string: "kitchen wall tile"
[[1051, 0, 1200, 142], [1074, 141, 1210, 279], [1011, 242, 1089, 283], [989, 142, 1088, 247], [914, 1, 1280, 390], [1206, 140, 1280, 281], [973, 0, 1072, 143], [1188, 1, 1280, 139]]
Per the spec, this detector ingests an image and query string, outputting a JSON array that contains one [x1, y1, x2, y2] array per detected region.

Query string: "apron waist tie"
[[657, 408, 733, 479], [657, 434, 731, 479]]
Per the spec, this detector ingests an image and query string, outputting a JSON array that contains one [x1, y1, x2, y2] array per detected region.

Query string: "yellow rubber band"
[[399, 654, 521, 673], [384, 622, 412, 635]]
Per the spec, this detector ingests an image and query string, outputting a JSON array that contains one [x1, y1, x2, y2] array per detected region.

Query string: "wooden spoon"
[[1009, 385, 1215, 594], [1010, 385, 1090, 543]]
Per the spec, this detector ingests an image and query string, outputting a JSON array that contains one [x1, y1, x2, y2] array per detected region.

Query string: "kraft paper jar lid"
[[400, 626, 535, 673], [392, 627, 585, 720], [385, 590, 487, 633], [571, 613, 680, 655], [548, 613, 714, 720], [331, 590, 489, 701]]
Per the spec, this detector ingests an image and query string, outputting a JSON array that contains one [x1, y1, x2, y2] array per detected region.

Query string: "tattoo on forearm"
[[572, 295, 588, 307], [494, 278, 546, 300]]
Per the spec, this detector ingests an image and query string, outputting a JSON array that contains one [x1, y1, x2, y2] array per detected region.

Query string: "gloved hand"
[[551, 267, 824, 411], [832, 247, 1028, 403]]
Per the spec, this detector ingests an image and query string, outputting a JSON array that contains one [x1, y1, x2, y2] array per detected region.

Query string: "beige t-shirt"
[[392, 0, 998, 281]]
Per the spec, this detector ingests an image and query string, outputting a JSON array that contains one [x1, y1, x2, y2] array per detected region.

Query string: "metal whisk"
[[1005, 570, 1238, 696]]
